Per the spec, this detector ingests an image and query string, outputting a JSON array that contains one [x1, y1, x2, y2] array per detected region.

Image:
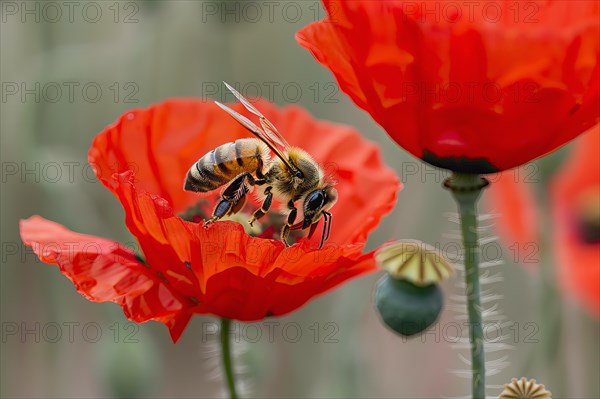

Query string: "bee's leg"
[[248, 186, 272, 226], [256, 157, 266, 180], [203, 173, 251, 227], [280, 200, 298, 247], [229, 193, 248, 215], [203, 198, 234, 227], [223, 173, 254, 200]]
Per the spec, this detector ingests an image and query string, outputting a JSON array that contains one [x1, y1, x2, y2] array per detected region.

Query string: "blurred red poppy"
[[487, 125, 600, 317], [297, 0, 600, 173], [20, 99, 400, 342], [552, 126, 600, 317], [486, 171, 539, 272]]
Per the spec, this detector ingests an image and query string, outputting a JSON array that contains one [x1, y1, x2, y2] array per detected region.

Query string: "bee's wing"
[[223, 81, 292, 150], [214, 100, 299, 174]]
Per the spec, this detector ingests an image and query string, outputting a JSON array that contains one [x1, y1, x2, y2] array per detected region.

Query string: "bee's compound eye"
[[306, 190, 325, 210]]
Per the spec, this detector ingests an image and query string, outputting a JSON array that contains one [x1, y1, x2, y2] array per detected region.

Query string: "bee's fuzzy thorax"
[[287, 147, 325, 183]]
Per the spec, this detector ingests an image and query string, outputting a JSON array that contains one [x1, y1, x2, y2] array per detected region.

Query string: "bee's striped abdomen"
[[184, 138, 267, 192]]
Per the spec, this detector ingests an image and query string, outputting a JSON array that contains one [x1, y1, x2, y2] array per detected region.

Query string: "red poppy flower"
[[487, 124, 600, 316], [19, 98, 400, 342], [551, 125, 600, 317], [297, 0, 600, 173]]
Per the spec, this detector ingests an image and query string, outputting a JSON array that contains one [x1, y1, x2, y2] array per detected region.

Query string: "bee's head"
[[301, 185, 338, 230]]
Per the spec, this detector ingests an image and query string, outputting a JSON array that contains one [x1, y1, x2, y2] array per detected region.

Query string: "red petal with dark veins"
[[19, 216, 196, 342]]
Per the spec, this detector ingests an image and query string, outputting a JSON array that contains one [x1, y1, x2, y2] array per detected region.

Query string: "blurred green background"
[[1, 1, 598, 398]]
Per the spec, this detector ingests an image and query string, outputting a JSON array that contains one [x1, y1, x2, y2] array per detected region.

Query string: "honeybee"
[[184, 82, 338, 248]]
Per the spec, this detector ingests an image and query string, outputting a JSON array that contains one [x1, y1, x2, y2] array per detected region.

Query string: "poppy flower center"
[[179, 200, 305, 243], [574, 189, 600, 244], [179, 199, 212, 224]]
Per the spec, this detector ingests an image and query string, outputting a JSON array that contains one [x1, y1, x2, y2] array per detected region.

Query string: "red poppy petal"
[[267, 252, 374, 316], [296, 20, 371, 113], [198, 245, 376, 321], [274, 239, 371, 279], [108, 172, 202, 300], [188, 220, 376, 320], [19, 216, 194, 342], [298, 0, 600, 173], [159, 312, 194, 343], [190, 221, 285, 293], [297, 1, 429, 159], [89, 99, 250, 214]]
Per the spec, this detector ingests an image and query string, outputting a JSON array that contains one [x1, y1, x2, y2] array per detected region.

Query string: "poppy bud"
[[374, 240, 452, 336], [375, 275, 443, 336]]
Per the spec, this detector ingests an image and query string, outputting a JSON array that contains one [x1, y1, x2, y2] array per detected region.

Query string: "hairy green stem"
[[445, 173, 488, 399], [220, 318, 239, 399]]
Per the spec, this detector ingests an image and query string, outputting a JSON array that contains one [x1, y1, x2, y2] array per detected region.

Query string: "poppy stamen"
[[179, 199, 211, 222]]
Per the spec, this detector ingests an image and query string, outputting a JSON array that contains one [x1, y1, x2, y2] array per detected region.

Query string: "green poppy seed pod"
[[375, 240, 454, 286], [375, 274, 443, 336], [499, 377, 552, 399]]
